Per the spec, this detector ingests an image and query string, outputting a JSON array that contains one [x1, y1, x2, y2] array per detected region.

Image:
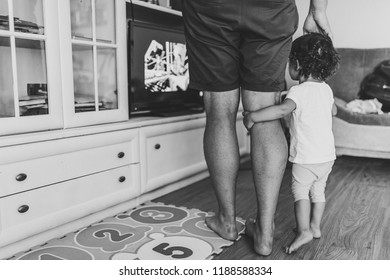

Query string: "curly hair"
[[289, 33, 340, 81]]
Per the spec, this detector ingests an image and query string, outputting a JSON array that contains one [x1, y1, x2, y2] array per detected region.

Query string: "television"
[[127, 1, 204, 116]]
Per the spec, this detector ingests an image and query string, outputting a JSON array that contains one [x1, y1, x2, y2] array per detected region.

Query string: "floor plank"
[[154, 156, 390, 260]]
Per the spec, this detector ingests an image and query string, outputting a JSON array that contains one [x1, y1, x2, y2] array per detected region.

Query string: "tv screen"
[[128, 5, 203, 116], [145, 39, 188, 93]]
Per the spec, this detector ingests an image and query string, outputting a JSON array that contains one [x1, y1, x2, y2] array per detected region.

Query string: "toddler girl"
[[243, 33, 340, 254]]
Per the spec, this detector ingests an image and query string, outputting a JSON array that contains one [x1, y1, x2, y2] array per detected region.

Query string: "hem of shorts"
[[189, 82, 286, 92], [241, 82, 286, 92], [293, 197, 326, 203], [189, 81, 240, 92], [288, 156, 336, 165]]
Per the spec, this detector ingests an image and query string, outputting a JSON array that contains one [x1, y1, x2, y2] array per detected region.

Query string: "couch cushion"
[[328, 48, 390, 102], [334, 97, 390, 126]]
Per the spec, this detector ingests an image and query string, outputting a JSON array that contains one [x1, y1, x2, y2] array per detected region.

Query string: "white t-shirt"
[[286, 81, 336, 164]]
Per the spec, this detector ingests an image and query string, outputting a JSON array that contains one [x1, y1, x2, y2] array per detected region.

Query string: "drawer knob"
[[15, 173, 27, 182], [119, 176, 126, 183], [18, 205, 29, 213], [117, 152, 125, 158], [154, 143, 161, 150]]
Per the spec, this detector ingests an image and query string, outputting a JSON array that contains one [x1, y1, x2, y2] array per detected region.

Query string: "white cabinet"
[[0, 128, 140, 248], [140, 114, 250, 195], [140, 118, 207, 193]]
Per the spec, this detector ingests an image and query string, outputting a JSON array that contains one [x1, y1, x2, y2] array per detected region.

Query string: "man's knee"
[[203, 90, 240, 122]]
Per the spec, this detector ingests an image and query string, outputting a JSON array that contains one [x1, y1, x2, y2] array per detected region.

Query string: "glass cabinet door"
[[60, 0, 127, 127], [1, 0, 46, 118], [0, 36, 14, 118], [0, 0, 63, 136], [69, 0, 124, 117]]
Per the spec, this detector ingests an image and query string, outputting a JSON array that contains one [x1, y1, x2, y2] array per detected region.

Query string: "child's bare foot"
[[205, 215, 238, 241], [245, 218, 274, 256], [284, 230, 313, 254], [293, 226, 320, 238], [310, 225, 321, 239]]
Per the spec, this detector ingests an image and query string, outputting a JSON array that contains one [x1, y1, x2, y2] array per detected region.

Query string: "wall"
[[294, 0, 390, 48]]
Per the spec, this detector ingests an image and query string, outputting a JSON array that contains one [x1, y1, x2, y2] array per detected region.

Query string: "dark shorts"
[[182, 0, 298, 92]]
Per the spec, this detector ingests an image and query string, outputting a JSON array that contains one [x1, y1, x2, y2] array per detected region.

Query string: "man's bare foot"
[[245, 218, 274, 256], [284, 230, 313, 254], [205, 215, 238, 241]]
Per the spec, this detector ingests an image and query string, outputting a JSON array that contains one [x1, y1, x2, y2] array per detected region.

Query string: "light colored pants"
[[291, 161, 334, 203]]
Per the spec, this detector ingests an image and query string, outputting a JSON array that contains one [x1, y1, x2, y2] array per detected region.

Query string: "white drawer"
[[140, 118, 207, 193], [0, 129, 139, 165], [0, 129, 139, 197], [0, 164, 140, 247]]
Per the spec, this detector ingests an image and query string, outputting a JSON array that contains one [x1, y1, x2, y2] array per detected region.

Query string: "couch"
[[327, 48, 390, 159]]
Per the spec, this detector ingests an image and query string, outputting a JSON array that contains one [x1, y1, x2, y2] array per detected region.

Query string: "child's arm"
[[243, 99, 296, 131]]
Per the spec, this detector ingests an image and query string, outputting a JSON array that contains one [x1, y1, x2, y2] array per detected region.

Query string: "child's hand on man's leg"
[[243, 111, 255, 131]]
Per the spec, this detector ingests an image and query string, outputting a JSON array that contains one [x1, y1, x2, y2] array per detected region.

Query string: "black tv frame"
[[126, 2, 204, 117]]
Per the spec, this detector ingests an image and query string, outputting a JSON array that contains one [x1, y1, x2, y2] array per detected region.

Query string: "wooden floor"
[[154, 156, 390, 260]]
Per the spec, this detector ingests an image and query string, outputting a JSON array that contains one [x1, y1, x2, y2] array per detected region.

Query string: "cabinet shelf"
[[130, 0, 182, 16], [0, 35, 45, 49], [0, 16, 44, 34]]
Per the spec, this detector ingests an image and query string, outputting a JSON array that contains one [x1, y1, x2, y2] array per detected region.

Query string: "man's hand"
[[303, 0, 333, 38], [242, 111, 255, 131]]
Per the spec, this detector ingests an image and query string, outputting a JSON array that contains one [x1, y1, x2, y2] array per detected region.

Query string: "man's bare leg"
[[203, 89, 241, 241], [242, 90, 288, 256]]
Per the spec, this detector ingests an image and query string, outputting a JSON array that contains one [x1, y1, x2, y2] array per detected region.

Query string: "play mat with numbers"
[[10, 201, 245, 260]]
